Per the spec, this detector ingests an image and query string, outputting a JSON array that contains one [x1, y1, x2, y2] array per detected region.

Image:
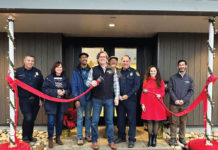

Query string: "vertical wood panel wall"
[[158, 33, 218, 125], [0, 33, 62, 125]]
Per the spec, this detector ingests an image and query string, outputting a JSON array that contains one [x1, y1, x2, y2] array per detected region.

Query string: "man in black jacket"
[[168, 60, 194, 146], [15, 56, 43, 143]]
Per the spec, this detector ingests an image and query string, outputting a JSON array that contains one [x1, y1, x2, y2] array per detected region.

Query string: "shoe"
[[179, 138, 187, 145], [128, 141, 135, 148], [91, 142, 99, 150], [56, 136, 63, 145], [109, 142, 117, 149], [48, 137, 53, 148], [152, 134, 157, 147], [147, 134, 152, 147], [168, 138, 177, 146], [77, 139, 84, 145], [22, 136, 31, 143], [85, 136, 92, 142], [114, 138, 126, 144], [29, 137, 37, 142]]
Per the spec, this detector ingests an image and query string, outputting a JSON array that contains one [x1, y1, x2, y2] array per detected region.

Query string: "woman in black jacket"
[[42, 61, 71, 148]]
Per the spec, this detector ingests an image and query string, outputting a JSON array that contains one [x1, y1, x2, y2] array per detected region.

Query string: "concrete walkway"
[[48, 127, 173, 150]]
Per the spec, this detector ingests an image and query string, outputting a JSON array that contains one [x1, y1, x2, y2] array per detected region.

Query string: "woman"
[[42, 61, 71, 148], [140, 66, 166, 147]]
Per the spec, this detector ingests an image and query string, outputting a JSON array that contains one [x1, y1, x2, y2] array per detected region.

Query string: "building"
[[0, 0, 218, 126]]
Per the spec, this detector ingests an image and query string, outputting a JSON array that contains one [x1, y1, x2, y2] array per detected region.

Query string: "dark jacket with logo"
[[15, 66, 43, 100], [119, 67, 140, 101], [42, 74, 71, 114], [168, 73, 194, 106], [92, 65, 114, 100], [72, 64, 91, 106]]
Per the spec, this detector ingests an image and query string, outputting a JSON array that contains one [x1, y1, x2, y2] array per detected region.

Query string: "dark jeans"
[[117, 100, 136, 142], [91, 98, 114, 143], [170, 105, 188, 139], [47, 112, 64, 138], [19, 98, 40, 138]]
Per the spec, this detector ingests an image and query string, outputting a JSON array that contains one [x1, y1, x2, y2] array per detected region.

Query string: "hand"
[[91, 80, 98, 87], [156, 94, 161, 99], [119, 96, 124, 101], [62, 89, 66, 95], [114, 99, 119, 106], [141, 104, 146, 112], [39, 100, 43, 107], [57, 89, 63, 96], [75, 101, 80, 108], [122, 95, 128, 100], [175, 100, 180, 105], [179, 100, 184, 105]]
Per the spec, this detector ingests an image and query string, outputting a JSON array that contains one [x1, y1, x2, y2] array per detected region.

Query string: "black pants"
[[19, 97, 40, 138], [117, 99, 136, 142]]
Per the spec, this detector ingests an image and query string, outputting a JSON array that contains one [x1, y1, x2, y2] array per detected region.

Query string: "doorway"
[[63, 37, 157, 125]]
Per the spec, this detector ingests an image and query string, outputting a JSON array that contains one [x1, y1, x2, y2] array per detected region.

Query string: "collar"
[[121, 67, 131, 71]]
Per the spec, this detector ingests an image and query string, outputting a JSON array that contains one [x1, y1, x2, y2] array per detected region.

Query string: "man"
[[109, 56, 118, 67], [115, 55, 140, 148], [15, 56, 43, 143], [168, 59, 194, 146], [72, 52, 92, 145], [86, 51, 120, 150]]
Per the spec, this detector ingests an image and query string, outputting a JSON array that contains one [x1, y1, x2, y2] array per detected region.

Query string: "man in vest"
[[86, 51, 120, 150]]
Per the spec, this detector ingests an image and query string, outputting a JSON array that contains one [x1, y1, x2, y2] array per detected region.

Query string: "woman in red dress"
[[140, 66, 166, 147]]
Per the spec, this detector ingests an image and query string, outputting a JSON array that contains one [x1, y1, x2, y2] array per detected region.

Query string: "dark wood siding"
[[0, 33, 62, 125], [158, 33, 218, 125]]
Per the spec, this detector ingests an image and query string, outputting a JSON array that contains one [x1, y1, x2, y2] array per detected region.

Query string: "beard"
[[179, 68, 186, 73]]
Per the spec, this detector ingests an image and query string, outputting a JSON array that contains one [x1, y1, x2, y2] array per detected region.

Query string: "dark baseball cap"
[[79, 52, 89, 58], [109, 56, 118, 61]]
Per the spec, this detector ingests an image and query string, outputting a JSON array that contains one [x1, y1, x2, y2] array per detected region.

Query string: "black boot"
[[152, 134, 157, 147], [147, 134, 153, 147]]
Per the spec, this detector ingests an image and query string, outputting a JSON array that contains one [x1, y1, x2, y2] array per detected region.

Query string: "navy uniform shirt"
[[15, 66, 44, 99], [119, 67, 140, 100]]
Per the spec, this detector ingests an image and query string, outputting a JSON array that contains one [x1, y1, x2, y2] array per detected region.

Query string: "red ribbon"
[[5, 74, 218, 145], [5, 74, 97, 146], [6, 75, 97, 103], [145, 74, 218, 133]]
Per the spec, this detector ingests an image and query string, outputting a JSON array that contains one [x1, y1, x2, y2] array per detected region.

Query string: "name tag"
[[184, 80, 190, 84]]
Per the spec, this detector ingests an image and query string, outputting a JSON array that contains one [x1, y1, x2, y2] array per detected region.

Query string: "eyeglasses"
[[99, 56, 107, 58]]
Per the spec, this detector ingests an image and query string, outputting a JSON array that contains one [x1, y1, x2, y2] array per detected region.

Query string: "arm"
[[160, 80, 165, 97], [168, 76, 178, 102], [72, 71, 79, 98], [182, 77, 194, 101], [86, 68, 93, 87], [113, 69, 120, 101], [42, 78, 58, 98], [126, 71, 140, 98], [140, 80, 147, 105], [65, 78, 72, 97]]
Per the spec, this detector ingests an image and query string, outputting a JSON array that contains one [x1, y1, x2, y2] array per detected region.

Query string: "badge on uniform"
[[35, 72, 39, 77], [130, 72, 133, 76]]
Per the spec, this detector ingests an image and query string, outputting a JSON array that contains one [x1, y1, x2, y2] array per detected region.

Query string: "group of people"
[[15, 51, 194, 150]]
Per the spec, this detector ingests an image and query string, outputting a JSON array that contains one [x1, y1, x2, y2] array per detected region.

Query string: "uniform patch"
[[184, 80, 190, 84], [130, 72, 133, 76], [136, 72, 140, 77], [35, 72, 39, 77]]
